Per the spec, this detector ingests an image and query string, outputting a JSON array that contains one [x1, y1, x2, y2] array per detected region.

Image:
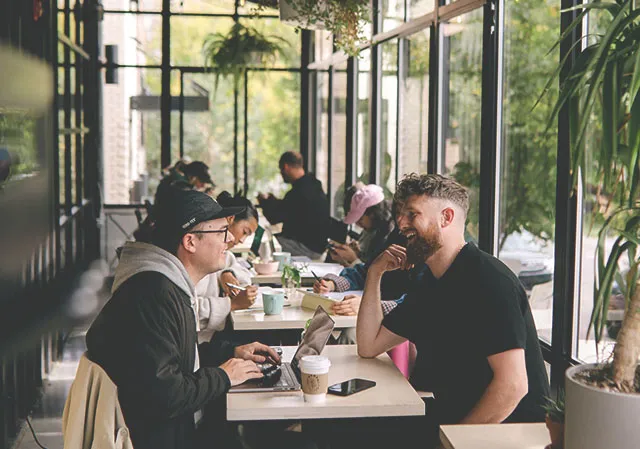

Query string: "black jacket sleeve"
[[261, 197, 287, 225], [124, 288, 231, 420]]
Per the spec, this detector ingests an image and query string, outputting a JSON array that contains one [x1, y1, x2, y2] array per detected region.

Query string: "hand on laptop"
[[332, 294, 361, 316], [313, 279, 335, 294], [219, 358, 263, 386], [234, 342, 282, 365]]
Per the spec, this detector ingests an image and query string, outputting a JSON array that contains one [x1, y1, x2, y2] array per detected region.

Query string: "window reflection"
[[498, 0, 559, 343], [441, 9, 482, 242], [399, 30, 429, 180]]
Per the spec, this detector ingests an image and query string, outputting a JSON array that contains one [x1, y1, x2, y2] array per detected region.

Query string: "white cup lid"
[[299, 355, 331, 374]]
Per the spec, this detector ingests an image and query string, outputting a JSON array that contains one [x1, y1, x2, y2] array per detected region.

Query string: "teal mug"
[[272, 252, 291, 271], [262, 292, 285, 315]]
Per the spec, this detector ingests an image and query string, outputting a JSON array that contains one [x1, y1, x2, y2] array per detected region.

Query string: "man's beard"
[[406, 226, 442, 265]]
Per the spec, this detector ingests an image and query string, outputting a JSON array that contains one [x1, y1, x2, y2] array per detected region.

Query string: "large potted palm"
[[544, 2, 640, 448]]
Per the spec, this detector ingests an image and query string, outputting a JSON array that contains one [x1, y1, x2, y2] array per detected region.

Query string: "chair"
[[62, 353, 133, 449]]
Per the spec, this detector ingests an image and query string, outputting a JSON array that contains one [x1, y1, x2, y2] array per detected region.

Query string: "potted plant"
[[542, 2, 640, 448], [202, 21, 290, 90], [542, 392, 565, 449], [281, 263, 301, 304], [278, 0, 371, 56]]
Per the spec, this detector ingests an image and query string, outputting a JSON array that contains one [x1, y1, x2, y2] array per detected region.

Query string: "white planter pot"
[[565, 364, 640, 449], [279, 0, 328, 30]]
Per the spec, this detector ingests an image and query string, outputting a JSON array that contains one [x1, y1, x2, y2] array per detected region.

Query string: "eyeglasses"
[[189, 227, 228, 241]]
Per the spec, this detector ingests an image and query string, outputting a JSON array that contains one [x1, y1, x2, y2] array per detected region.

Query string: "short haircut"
[[279, 151, 303, 169], [394, 173, 470, 217]]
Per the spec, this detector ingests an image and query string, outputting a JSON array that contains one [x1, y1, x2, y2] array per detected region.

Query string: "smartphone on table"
[[327, 378, 376, 396]]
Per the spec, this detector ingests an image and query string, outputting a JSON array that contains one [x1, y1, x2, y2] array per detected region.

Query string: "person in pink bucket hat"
[[329, 184, 394, 268]]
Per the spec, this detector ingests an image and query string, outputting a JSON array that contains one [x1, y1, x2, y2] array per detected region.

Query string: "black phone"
[[327, 378, 376, 396]]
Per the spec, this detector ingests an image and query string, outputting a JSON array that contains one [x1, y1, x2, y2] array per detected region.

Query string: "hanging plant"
[[279, 0, 371, 56], [202, 22, 290, 90]]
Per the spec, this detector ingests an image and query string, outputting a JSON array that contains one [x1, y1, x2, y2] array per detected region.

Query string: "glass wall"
[[356, 49, 371, 182], [332, 61, 348, 218], [441, 9, 483, 242], [399, 30, 430, 181], [498, 0, 560, 343], [380, 39, 399, 196]]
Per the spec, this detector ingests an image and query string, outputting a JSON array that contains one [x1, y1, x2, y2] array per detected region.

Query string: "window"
[[356, 48, 371, 182], [498, 0, 559, 342], [408, 0, 435, 20], [382, 0, 405, 32], [441, 9, 483, 242], [246, 71, 300, 199], [380, 39, 399, 195], [331, 60, 348, 218], [399, 30, 429, 180], [316, 72, 330, 193]]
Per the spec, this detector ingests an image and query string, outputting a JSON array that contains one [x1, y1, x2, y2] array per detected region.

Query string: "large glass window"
[[331, 61, 348, 218], [246, 71, 301, 199], [316, 72, 330, 193], [399, 30, 429, 180], [498, 0, 559, 342], [356, 49, 371, 182], [441, 9, 483, 242], [381, 40, 398, 196], [408, 0, 435, 20], [382, 0, 405, 32]]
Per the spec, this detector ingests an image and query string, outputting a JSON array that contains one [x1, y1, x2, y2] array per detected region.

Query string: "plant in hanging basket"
[[202, 22, 290, 90], [279, 0, 371, 56]]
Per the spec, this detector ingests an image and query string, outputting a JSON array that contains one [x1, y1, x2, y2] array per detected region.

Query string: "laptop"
[[228, 306, 335, 393]]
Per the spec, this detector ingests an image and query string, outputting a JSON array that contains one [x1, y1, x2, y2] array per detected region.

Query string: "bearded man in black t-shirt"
[[356, 173, 549, 448]]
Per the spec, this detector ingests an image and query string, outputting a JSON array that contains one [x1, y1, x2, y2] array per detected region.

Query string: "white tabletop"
[[252, 262, 344, 285], [230, 305, 357, 330], [226, 345, 425, 421], [440, 423, 550, 449]]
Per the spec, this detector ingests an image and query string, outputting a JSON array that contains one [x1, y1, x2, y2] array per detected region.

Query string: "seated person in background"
[[196, 191, 260, 343], [155, 160, 215, 205], [356, 173, 549, 449], [86, 188, 281, 449], [315, 227, 427, 317], [257, 151, 329, 259], [329, 184, 394, 267]]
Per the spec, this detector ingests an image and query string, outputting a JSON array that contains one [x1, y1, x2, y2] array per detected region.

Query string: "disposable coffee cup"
[[299, 355, 331, 403]]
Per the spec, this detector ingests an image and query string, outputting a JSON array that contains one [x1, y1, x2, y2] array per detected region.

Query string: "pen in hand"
[[225, 282, 247, 291], [310, 270, 321, 283]]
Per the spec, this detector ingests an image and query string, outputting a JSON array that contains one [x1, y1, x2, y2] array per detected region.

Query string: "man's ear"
[[181, 233, 198, 254], [441, 207, 455, 228]]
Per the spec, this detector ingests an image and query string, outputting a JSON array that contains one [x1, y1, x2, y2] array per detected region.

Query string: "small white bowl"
[[253, 261, 280, 275]]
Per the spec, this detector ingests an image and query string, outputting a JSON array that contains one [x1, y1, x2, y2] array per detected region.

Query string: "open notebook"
[[228, 306, 335, 393]]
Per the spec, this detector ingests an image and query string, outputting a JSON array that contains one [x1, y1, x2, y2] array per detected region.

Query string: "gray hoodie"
[[112, 241, 202, 385]]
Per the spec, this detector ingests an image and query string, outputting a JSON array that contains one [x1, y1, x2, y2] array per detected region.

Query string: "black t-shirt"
[[383, 243, 549, 425]]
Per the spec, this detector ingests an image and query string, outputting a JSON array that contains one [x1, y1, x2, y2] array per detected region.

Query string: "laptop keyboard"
[[261, 363, 298, 388]]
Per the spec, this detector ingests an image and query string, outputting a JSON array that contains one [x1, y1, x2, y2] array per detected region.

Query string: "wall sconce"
[[105, 45, 118, 84]]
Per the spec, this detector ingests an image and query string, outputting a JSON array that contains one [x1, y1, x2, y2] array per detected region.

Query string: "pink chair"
[[387, 341, 410, 378]]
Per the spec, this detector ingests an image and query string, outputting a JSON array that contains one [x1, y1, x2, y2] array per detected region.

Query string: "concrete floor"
[[12, 330, 87, 449]]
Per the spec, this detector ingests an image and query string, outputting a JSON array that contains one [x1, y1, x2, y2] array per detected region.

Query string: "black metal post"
[[74, 0, 84, 262], [345, 57, 357, 188], [179, 70, 184, 159], [427, 24, 440, 174], [233, 81, 239, 194], [63, 0, 73, 267], [300, 30, 313, 170], [369, 0, 382, 185], [244, 70, 249, 196], [550, 0, 582, 391], [478, 0, 501, 255], [327, 68, 334, 210], [160, 0, 171, 169], [82, 0, 104, 261]]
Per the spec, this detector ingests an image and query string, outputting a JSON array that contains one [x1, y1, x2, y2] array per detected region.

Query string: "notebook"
[[228, 306, 335, 393]]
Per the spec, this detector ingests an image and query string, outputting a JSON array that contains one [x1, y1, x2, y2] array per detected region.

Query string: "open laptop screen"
[[290, 307, 335, 375]]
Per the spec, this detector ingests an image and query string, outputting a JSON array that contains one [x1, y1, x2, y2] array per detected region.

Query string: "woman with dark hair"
[[195, 191, 260, 342], [330, 184, 394, 267]]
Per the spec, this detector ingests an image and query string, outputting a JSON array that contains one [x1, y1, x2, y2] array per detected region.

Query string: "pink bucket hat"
[[343, 184, 385, 225]]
